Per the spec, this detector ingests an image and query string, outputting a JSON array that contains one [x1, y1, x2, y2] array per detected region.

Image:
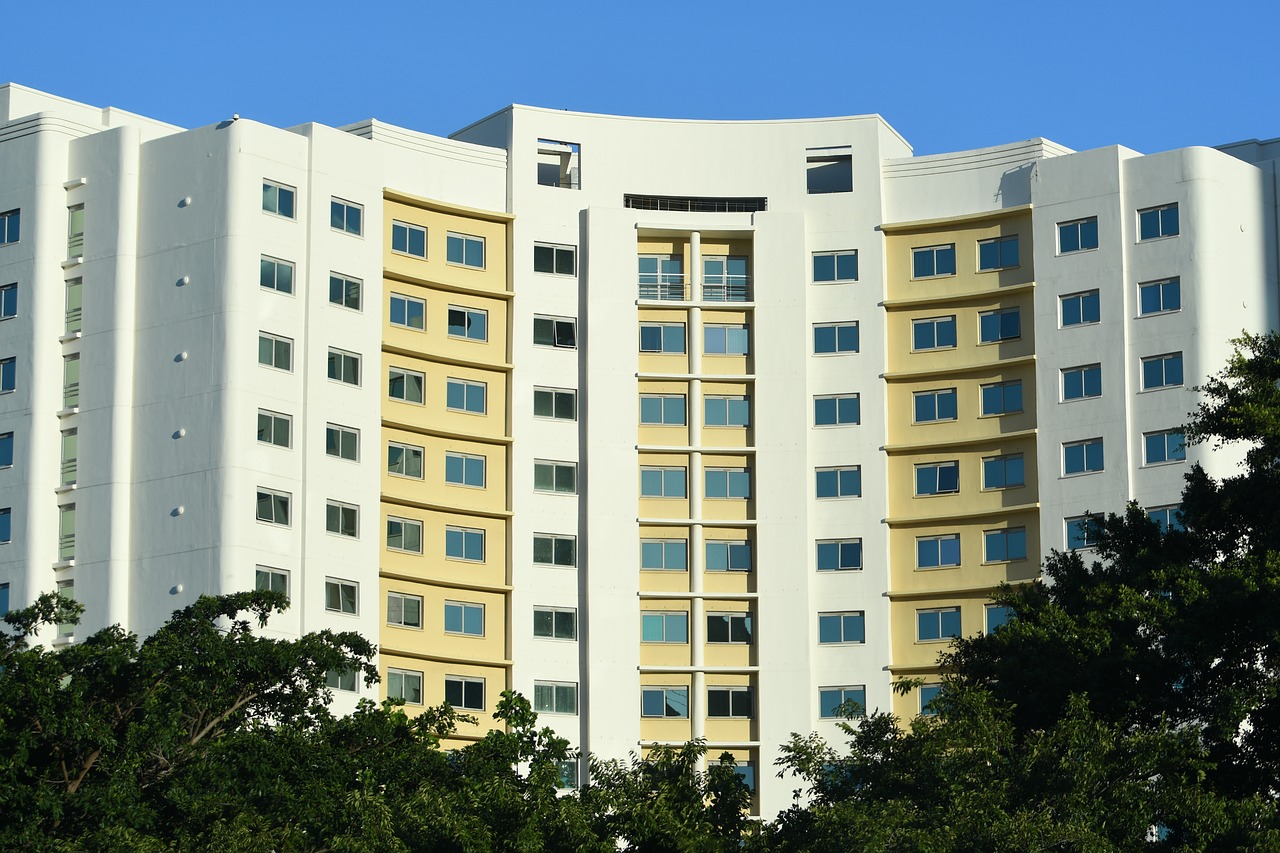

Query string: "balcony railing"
[[61, 458, 77, 487], [58, 532, 75, 561], [65, 306, 82, 335], [63, 382, 80, 409], [638, 277, 689, 301], [67, 234, 84, 259], [701, 277, 751, 302]]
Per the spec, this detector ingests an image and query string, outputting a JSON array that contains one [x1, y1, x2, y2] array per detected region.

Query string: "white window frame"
[[391, 220, 426, 258], [640, 538, 689, 571], [255, 487, 291, 526], [387, 668, 424, 704], [1061, 363, 1103, 401], [260, 255, 295, 295], [911, 243, 956, 279], [1138, 277, 1181, 316], [977, 235, 1019, 271], [1057, 216, 1098, 254], [1143, 429, 1186, 466], [326, 423, 359, 461], [262, 180, 296, 219], [327, 348, 361, 386], [534, 242, 577, 276], [816, 538, 862, 572], [389, 293, 425, 330], [255, 565, 289, 598], [448, 305, 489, 341], [330, 197, 363, 236], [444, 600, 485, 637], [911, 315, 957, 351], [813, 321, 859, 354], [258, 332, 293, 372], [640, 466, 687, 499], [444, 675, 485, 710], [445, 452, 486, 488], [1060, 289, 1100, 327], [1063, 437, 1104, 476], [387, 441, 425, 480], [388, 366, 425, 405], [533, 533, 577, 567], [445, 525, 486, 562], [534, 459, 578, 494], [1137, 203, 1179, 241], [813, 393, 860, 427], [325, 577, 358, 615], [983, 527, 1028, 563], [533, 681, 579, 715], [386, 516, 423, 554], [1140, 352, 1184, 391], [328, 272, 362, 311], [705, 539, 751, 572], [533, 606, 577, 640], [446, 377, 487, 415], [256, 409, 291, 448], [325, 500, 359, 538], [707, 685, 754, 718], [812, 249, 858, 283], [533, 386, 577, 421], [387, 591, 424, 629], [446, 231, 486, 269]]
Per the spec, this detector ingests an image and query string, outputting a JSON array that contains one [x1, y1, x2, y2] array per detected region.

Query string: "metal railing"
[[63, 382, 80, 408], [65, 306, 82, 335], [58, 533, 75, 561], [701, 278, 751, 302], [60, 458, 77, 487], [638, 278, 690, 301], [67, 234, 84, 259]]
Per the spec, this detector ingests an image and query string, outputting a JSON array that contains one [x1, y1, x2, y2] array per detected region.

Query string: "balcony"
[[639, 275, 689, 301], [702, 276, 751, 303]]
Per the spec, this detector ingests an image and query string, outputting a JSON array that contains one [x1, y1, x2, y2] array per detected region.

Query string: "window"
[[0, 283, 15, 320], [706, 540, 751, 572], [327, 349, 360, 386], [915, 461, 959, 496], [1062, 364, 1102, 401], [387, 442, 424, 479], [329, 273, 361, 311], [812, 250, 858, 283], [1066, 515, 1102, 550], [537, 138, 581, 188], [819, 686, 866, 719], [1058, 217, 1098, 253], [980, 380, 1022, 416], [386, 516, 423, 553], [61, 355, 77, 406], [818, 612, 865, 644], [446, 232, 485, 268], [638, 255, 685, 300], [1142, 353, 1184, 390], [326, 670, 357, 692], [984, 528, 1027, 562], [816, 539, 862, 571], [640, 467, 687, 498], [642, 687, 689, 718], [0, 431, 12, 468], [262, 180, 295, 218], [388, 367, 425, 404], [391, 220, 426, 258], [389, 293, 425, 330], [708, 612, 752, 644], [816, 466, 861, 499], [533, 533, 577, 567], [1144, 430, 1186, 465], [1063, 438, 1104, 475], [1147, 505, 1184, 533], [813, 322, 859, 354], [979, 308, 1021, 343], [449, 306, 488, 341], [0, 583, 7, 614], [0, 507, 9, 544], [534, 387, 577, 420], [258, 333, 292, 371], [445, 452, 486, 487], [708, 686, 754, 718], [326, 424, 359, 461], [704, 324, 749, 355], [256, 488, 290, 526], [67, 204, 84, 258], [534, 606, 577, 640], [55, 579, 74, 637], [912, 316, 957, 351], [918, 607, 961, 642], [919, 684, 943, 715], [444, 675, 484, 710], [917, 534, 961, 569], [256, 409, 291, 448], [1138, 203, 1179, 240], [57, 505, 74, 560], [330, 198, 362, 236], [1139, 278, 1181, 315], [640, 394, 687, 425], [642, 611, 688, 643], [325, 501, 358, 538], [702, 255, 749, 302], [64, 279, 81, 334], [387, 592, 423, 629], [260, 255, 294, 294], [705, 396, 750, 427], [912, 244, 956, 278], [446, 378, 487, 414], [641, 539, 688, 571], [534, 242, 576, 276], [806, 146, 852, 194], [387, 668, 424, 704], [985, 605, 1013, 633], [639, 323, 685, 354], [1060, 290, 1100, 326], [914, 388, 957, 423], [444, 601, 484, 636], [978, 235, 1019, 270], [325, 579, 358, 614], [0, 210, 19, 245], [60, 429, 75, 486], [982, 454, 1024, 489], [534, 315, 576, 348], [534, 681, 578, 715], [705, 468, 751, 499], [814, 394, 860, 426], [534, 460, 577, 494]]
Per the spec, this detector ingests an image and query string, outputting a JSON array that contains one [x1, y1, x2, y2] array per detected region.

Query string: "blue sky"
[[5, 0, 1276, 156]]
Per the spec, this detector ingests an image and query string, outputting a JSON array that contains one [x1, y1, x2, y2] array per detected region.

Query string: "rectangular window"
[[256, 409, 291, 448], [978, 235, 1019, 270], [387, 592, 424, 629], [702, 255, 749, 302], [329, 273, 362, 311], [980, 380, 1022, 416], [819, 686, 866, 719], [258, 333, 292, 371], [816, 466, 861, 499], [534, 387, 577, 420], [255, 488, 290, 526], [446, 378, 487, 414], [1138, 203, 1179, 240], [640, 539, 688, 571], [642, 686, 690, 718], [0, 507, 10, 544], [915, 461, 960, 496], [913, 388, 957, 423], [387, 367, 425, 404], [1063, 437, 1104, 475], [912, 316, 957, 351], [641, 611, 688, 643], [444, 600, 485, 636], [1142, 353, 1184, 390], [391, 220, 426, 258], [387, 668, 424, 704], [61, 355, 77, 406], [982, 454, 1024, 489], [1062, 364, 1102, 400], [56, 579, 73, 636], [1060, 290, 1100, 326], [446, 232, 485, 268], [534, 460, 577, 494], [0, 431, 12, 468], [534, 681, 579, 715], [705, 396, 750, 427], [812, 250, 858, 283], [64, 278, 82, 334], [986, 605, 1013, 633], [66, 204, 84, 259], [639, 323, 685, 354], [445, 452, 486, 487], [979, 308, 1021, 343], [534, 315, 577, 349], [984, 527, 1027, 562], [330, 198, 362, 236], [57, 504, 75, 560], [638, 255, 685, 300], [917, 607, 961, 641], [325, 501, 358, 538], [387, 442, 424, 479], [806, 145, 852, 194], [816, 539, 862, 572], [640, 394, 687, 425], [705, 468, 751, 499], [0, 210, 19, 245], [640, 467, 687, 498], [912, 244, 956, 279], [262, 180, 295, 218], [534, 242, 577, 276], [0, 583, 7, 614], [1139, 278, 1181, 315], [1066, 515, 1102, 550], [326, 424, 359, 461], [386, 516, 423, 553], [327, 349, 360, 386], [443, 307, 488, 343], [706, 540, 751, 572], [389, 293, 425, 330], [1144, 430, 1186, 465], [707, 686, 754, 719], [917, 534, 961, 569], [326, 670, 357, 692], [60, 428, 76, 486], [0, 283, 15, 320], [444, 675, 485, 710], [325, 578, 358, 614], [818, 611, 865, 644], [813, 322, 859, 354], [1147, 505, 1184, 533], [704, 324, 749, 355], [533, 533, 577, 567], [920, 684, 943, 715], [1058, 217, 1098, 253], [814, 394, 860, 426], [533, 606, 577, 640], [255, 566, 289, 598], [260, 255, 294, 294]]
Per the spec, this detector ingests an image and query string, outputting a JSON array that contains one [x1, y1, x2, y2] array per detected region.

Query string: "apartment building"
[[0, 83, 1275, 815]]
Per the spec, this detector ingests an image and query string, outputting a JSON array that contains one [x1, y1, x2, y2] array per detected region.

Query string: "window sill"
[[55, 484, 77, 494], [61, 258, 84, 269], [57, 407, 80, 418], [53, 558, 75, 570], [59, 332, 82, 343]]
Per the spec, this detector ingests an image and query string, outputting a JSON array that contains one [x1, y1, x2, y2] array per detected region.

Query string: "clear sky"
[[5, 0, 1277, 157]]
